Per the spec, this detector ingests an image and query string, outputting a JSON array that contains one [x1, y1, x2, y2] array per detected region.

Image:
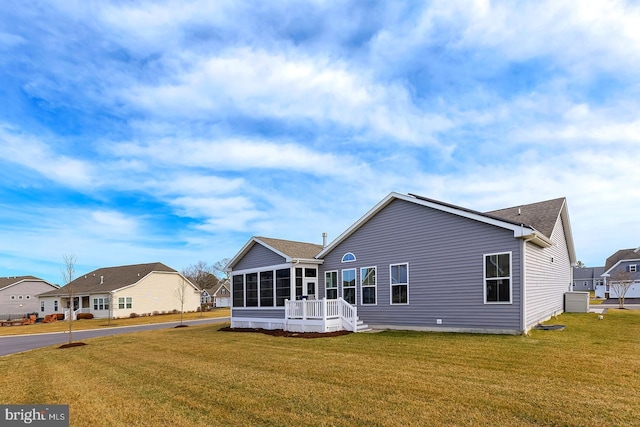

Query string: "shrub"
[[153, 311, 160, 316], [171, 309, 179, 314], [77, 313, 94, 320], [129, 313, 139, 318]]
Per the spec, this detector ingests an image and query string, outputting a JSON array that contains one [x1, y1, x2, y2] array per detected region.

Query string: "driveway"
[[595, 298, 640, 310], [0, 317, 229, 357]]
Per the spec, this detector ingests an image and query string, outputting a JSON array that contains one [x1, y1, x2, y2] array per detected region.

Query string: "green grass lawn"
[[0, 308, 229, 336], [1, 310, 639, 426]]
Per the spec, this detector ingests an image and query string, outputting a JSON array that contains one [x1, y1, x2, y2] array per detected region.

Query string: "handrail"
[[285, 297, 358, 332]]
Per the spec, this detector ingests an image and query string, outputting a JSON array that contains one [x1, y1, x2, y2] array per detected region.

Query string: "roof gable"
[[0, 276, 58, 292], [226, 236, 323, 270], [38, 262, 179, 296]]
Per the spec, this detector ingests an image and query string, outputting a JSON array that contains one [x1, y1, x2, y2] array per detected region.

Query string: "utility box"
[[565, 292, 589, 313]]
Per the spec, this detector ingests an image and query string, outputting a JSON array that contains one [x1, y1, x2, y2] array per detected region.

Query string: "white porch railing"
[[64, 307, 89, 321], [284, 298, 359, 332]]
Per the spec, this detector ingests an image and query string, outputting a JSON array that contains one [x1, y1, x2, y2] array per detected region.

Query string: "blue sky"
[[1, 0, 639, 285]]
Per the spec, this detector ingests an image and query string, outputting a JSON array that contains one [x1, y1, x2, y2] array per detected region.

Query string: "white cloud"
[[0, 124, 95, 188], [122, 48, 452, 146]]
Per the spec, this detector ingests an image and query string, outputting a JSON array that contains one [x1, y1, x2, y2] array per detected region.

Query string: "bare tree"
[[213, 258, 230, 281], [182, 261, 218, 316], [61, 254, 76, 344], [609, 271, 636, 309], [174, 277, 189, 326]]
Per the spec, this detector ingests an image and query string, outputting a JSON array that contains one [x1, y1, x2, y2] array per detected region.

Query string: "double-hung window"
[[325, 271, 338, 299], [390, 263, 408, 304], [484, 252, 511, 303], [118, 297, 132, 309], [360, 267, 377, 305], [342, 269, 356, 304]]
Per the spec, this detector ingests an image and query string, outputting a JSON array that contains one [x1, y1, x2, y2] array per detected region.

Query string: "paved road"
[[0, 317, 229, 357]]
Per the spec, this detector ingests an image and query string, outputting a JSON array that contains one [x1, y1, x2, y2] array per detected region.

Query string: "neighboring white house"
[[597, 247, 640, 299], [38, 262, 201, 319], [0, 276, 59, 317]]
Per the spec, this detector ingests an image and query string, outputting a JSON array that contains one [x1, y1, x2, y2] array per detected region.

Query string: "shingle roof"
[[0, 276, 52, 291], [604, 248, 640, 271], [573, 266, 605, 279], [486, 197, 566, 238], [39, 262, 177, 296], [256, 236, 324, 260]]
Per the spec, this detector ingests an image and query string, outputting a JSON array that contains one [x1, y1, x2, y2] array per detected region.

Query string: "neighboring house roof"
[[0, 276, 58, 291], [226, 236, 324, 270], [38, 262, 185, 296], [212, 280, 230, 297], [604, 248, 640, 271], [603, 248, 640, 275], [573, 267, 605, 280], [317, 192, 576, 262]]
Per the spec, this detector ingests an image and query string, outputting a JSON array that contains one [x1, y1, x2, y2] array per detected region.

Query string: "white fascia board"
[[317, 192, 536, 258], [230, 263, 293, 276], [559, 200, 577, 264]]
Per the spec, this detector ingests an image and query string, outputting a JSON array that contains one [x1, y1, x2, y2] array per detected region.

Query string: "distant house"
[[0, 276, 58, 317], [226, 192, 576, 335], [572, 266, 604, 291], [38, 262, 201, 319], [212, 280, 231, 307], [598, 248, 640, 298]]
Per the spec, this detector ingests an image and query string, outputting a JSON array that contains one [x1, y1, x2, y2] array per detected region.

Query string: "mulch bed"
[[218, 326, 351, 338], [59, 342, 87, 349]]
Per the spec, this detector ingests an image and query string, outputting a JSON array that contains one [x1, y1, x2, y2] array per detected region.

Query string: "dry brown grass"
[[1, 309, 639, 426], [0, 308, 229, 336]]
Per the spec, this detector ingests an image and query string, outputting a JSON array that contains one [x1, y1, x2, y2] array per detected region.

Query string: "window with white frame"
[[245, 273, 258, 307], [26, 295, 31, 299], [390, 263, 408, 304], [341, 252, 356, 262], [325, 271, 338, 299], [361, 266, 377, 305], [630, 265, 637, 273], [342, 269, 356, 304], [118, 297, 132, 309], [41, 301, 45, 312], [54, 300, 58, 311], [93, 297, 109, 311], [259, 270, 274, 307], [484, 252, 511, 303]]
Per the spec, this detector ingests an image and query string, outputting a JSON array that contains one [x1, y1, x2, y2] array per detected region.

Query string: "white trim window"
[[118, 297, 132, 309], [360, 266, 377, 305], [630, 264, 637, 273], [54, 300, 58, 311], [325, 271, 338, 299], [390, 263, 408, 304], [342, 269, 356, 304], [93, 298, 109, 311], [341, 252, 356, 263], [484, 252, 512, 304], [41, 301, 45, 312]]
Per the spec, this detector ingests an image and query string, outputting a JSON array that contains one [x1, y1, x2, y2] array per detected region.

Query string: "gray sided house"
[[572, 266, 604, 291], [227, 192, 576, 335], [0, 276, 59, 317], [599, 248, 640, 298]]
